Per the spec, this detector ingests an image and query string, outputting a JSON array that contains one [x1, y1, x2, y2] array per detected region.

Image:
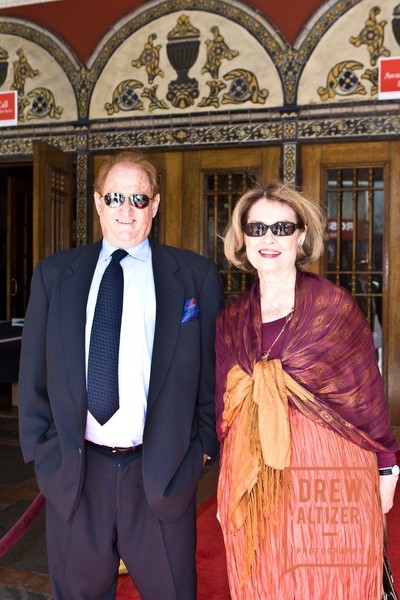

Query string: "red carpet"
[[116, 494, 230, 599], [387, 486, 400, 588], [117, 475, 400, 599]]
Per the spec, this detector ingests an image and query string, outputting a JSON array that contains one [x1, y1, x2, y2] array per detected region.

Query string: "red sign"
[[0, 91, 17, 126], [378, 57, 400, 100]]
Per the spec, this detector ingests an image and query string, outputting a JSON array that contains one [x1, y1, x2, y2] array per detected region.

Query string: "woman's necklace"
[[261, 308, 294, 361]]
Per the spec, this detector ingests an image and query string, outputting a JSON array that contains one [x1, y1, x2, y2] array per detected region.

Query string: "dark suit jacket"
[[18, 240, 224, 522]]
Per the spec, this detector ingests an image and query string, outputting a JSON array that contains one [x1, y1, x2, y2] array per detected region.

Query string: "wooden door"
[[300, 141, 400, 432], [33, 141, 74, 265]]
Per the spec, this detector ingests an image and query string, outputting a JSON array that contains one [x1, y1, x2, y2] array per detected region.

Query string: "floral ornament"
[[350, 6, 390, 66], [105, 79, 144, 115], [222, 69, 269, 105], [131, 33, 164, 84], [16, 95, 30, 122], [198, 79, 226, 108], [317, 61, 367, 101], [361, 67, 378, 96], [26, 87, 63, 120], [201, 26, 238, 79], [11, 48, 39, 96], [141, 86, 169, 111]]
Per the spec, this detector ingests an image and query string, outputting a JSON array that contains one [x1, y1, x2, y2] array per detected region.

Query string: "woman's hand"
[[379, 475, 398, 513]]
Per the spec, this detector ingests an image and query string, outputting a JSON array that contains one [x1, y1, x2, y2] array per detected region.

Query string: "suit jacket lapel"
[[60, 242, 101, 416], [148, 241, 184, 411]]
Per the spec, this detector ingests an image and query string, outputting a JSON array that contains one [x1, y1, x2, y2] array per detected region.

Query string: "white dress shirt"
[[85, 238, 155, 447]]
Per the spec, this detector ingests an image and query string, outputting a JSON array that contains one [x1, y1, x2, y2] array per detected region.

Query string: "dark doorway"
[[0, 165, 33, 320]]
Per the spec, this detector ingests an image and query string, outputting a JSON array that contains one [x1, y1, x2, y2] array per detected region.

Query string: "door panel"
[[33, 141, 74, 265], [300, 141, 400, 429]]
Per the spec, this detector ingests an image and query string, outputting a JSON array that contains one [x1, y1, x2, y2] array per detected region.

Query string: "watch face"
[[392, 465, 400, 476]]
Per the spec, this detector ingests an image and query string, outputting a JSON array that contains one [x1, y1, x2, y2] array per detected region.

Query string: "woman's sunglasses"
[[101, 192, 151, 209], [243, 221, 303, 237]]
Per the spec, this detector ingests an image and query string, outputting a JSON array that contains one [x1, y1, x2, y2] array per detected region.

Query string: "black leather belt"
[[85, 440, 143, 455]]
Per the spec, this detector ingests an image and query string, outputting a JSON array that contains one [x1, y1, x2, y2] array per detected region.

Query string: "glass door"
[[301, 141, 400, 431]]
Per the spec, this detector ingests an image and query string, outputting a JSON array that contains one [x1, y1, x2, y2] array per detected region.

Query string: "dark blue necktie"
[[87, 249, 128, 425]]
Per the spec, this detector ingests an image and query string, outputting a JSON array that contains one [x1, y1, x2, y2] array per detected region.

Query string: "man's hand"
[[203, 454, 212, 466]]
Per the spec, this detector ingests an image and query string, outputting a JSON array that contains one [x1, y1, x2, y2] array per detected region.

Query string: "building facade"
[[0, 0, 399, 433]]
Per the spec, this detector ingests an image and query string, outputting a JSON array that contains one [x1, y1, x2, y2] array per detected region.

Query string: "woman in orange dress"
[[215, 181, 398, 599]]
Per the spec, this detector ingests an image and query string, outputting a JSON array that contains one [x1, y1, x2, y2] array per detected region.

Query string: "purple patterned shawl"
[[216, 269, 398, 458]]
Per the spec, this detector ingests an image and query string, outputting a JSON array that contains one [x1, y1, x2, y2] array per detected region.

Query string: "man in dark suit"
[[18, 151, 224, 599]]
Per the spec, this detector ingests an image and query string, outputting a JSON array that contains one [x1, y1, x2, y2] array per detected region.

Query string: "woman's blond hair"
[[224, 180, 326, 272]]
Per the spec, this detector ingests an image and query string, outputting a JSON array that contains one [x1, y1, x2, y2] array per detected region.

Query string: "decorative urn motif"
[[0, 45, 9, 88], [393, 4, 400, 46], [166, 14, 200, 109]]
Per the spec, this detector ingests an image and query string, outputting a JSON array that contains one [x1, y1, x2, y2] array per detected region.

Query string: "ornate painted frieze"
[[88, 118, 283, 151], [0, 20, 78, 123], [298, 113, 400, 139], [283, 143, 297, 185], [0, 1, 399, 153], [298, 0, 400, 104], [89, 7, 281, 119]]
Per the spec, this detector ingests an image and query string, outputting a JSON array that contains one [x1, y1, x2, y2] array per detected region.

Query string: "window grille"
[[204, 171, 258, 303], [324, 167, 384, 369]]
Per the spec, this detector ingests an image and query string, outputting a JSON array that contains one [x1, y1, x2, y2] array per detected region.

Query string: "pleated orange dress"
[[217, 319, 383, 600]]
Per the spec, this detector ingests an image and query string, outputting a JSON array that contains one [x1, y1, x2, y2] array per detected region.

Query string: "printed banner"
[[0, 91, 18, 127], [379, 57, 400, 100]]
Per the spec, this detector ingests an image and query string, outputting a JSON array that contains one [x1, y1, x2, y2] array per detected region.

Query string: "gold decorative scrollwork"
[[361, 68, 378, 96], [350, 7, 390, 66], [141, 86, 169, 111], [11, 48, 39, 95], [8, 48, 64, 121], [104, 79, 144, 115], [17, 95, 29, 122], [201, 26, 238, 79], [167, 14, 200, 38], [131, 33, 164, 84], [26, 87, 63, 120], [317, 61, 367, 101], [26, 87, 63, 121], [222, 69, 269, 105], [198, 80, 226, 108]]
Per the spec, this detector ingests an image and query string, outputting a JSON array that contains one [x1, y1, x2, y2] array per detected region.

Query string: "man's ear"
[[94, 191, 102, 216], [151, 194, 160, 218]]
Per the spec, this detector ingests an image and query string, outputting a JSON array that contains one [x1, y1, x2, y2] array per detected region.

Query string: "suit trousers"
[[45, 443, 197, 600]]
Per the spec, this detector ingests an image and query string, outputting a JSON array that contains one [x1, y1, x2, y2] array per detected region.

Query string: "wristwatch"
[[379, 465, 400, 476]]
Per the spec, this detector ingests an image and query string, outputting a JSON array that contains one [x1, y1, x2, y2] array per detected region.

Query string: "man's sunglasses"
[[243, 221, 304, 237], [101, 192, 151, 209]]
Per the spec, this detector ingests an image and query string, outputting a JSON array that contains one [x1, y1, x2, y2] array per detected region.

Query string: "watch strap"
[[379, 465, 400, 476]]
